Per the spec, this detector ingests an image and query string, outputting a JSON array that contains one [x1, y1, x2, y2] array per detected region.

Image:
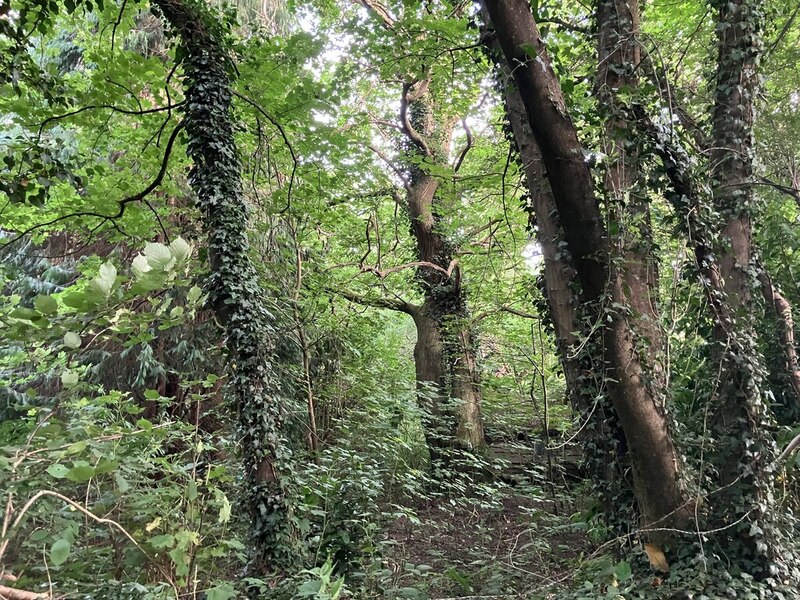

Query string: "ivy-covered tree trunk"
[[707, 0, 778, 570], [357, 5, 486, 455], [481, 0, 690, 542], [595, 0, 687, 538], [152, 0, 295, 572]]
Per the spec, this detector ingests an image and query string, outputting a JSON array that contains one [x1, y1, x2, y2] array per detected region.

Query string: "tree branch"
[[333, 287, 419, 315], [453, 118, 473, 173], [400, 81, 432, 157], [233, 91, 298, 211], [37, 102, 184, 139], [361, 259, 458, 280]]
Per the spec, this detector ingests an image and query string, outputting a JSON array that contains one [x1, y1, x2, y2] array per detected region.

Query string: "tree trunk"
[[758, 272, 800, 408], [707, 0, 776, 569], [400, 84, 486, 452], [480, 10, 623, 510], [481, 0, 690, 541], [152, 0, 294, 572], [357, 3, 486, 453]]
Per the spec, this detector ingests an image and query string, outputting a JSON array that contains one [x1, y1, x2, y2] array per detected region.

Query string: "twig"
[[0, 584, 48, 599], [232, 91, 298, 212], [453, 118, 473, 173], [0, 491, 177, 598]]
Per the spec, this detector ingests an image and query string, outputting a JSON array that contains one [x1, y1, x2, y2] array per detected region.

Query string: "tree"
[[152, 0, 296, 571], [480, 0, 691, 542], [335, 2, 488, 456]]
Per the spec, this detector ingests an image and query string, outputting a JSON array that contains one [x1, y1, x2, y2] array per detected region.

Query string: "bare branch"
[[453, 118, 473, 173], [333, 287, 418, 315], [233, 91, 298, 211], [38, 102, 184, 140], [0, 584, 47, 599], [361, 259, 458, 280], [368, 144, 410, 189], [358, 0, 395, 28]]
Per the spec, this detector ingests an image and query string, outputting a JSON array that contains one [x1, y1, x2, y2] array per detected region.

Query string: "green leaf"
[[63, 332, 81, 349], [187, 480, 198, 501], [94, 459, 119, 475], [206, 584, 237, 600], [115, 472, 130, 493], [149, 534, 175, 549], [34, 295, 59, 315], [145, 242, 176, 271], [136, 418, 153, 430], [297, 580, 322, 596], [217, 491, 232, 524], [132, 254, 151, 278], [50, 538, 71, 566], [47, 464, 70, 479], [61, 290, 89, 311], [187, 285, 203, 304], [613, 560, 632, 582], [99, 261, 117, 287], [61, 370, 79, 387], [66, 462, 95, 482], [169, 237, 192, 265]]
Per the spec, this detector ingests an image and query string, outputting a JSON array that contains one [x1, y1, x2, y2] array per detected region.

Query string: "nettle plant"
[[0, 238, 243, 599]]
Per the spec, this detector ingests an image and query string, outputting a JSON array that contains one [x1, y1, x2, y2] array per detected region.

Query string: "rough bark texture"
[[152, 0, 294, 571], [481, 0, 689, 540], [358, 4, 486, 453], [596, 0, 688, 536], [636, 0, 781, 570]]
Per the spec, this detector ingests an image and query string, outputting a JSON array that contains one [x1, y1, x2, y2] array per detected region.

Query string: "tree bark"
[[357, 4, 487, 453], [479, 7, 624, 508], [706, 0, 777, 569], [481, 0, 690, 540]]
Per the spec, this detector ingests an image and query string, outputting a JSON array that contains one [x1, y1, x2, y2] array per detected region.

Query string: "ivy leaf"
[[50, 538, 71, 566]]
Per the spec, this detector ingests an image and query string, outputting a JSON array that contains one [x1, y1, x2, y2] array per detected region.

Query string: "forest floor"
[[382, 479, 593, 599]]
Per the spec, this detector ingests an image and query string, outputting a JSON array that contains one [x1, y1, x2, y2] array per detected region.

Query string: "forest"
[[1, 0, 800, 598]]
